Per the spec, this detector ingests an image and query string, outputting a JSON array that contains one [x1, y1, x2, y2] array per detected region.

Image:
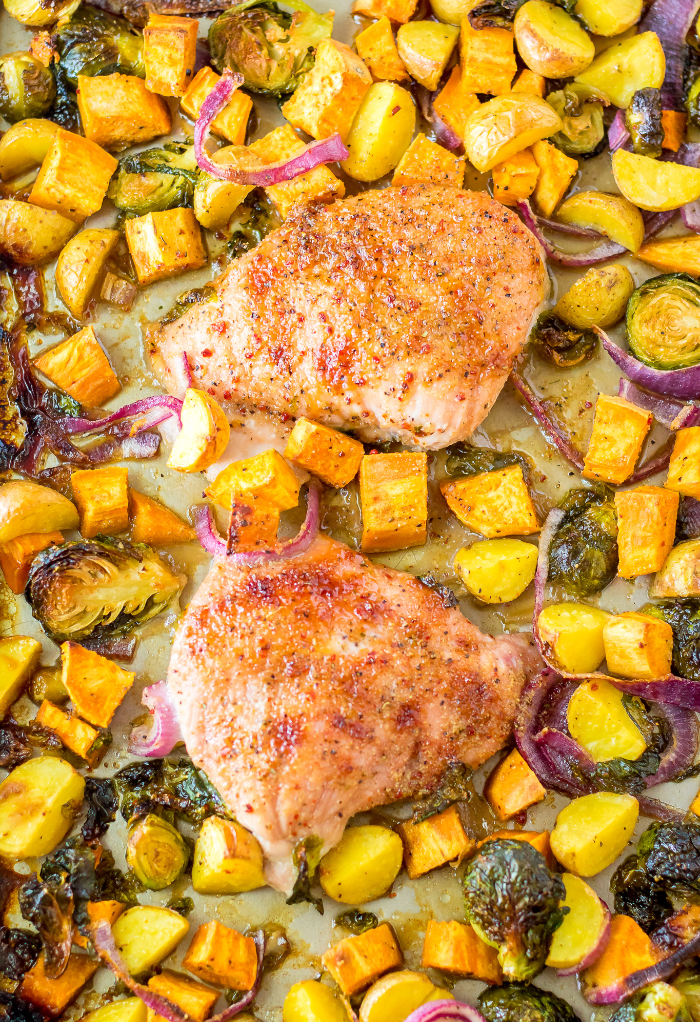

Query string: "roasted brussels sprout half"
[[547, 486, 618, 597], [611, 853, 674, 934], [54, 5, 144, 88], [531, 312, 597, 367], [209, 0, 333, 96], [108, 143, 198, 217], [126, 813, 189, 890], [467, 0, 521, 29], [444, 442, 529, 479], [28, 667, 68, 706], [675, 970, 700, 1022], [627, 274, 700, 370], [478, 983, 580, 1022], [0, 53, 56, 123], [463, 839, 566, 982], [645, 600, 700, 680], [610, 982, 689, 1022], [548, 83, 606, 156], [116, 757, 227, 826], [637, 822, 700, 901], [161, 284, 217, 327], [0, 929, 41, 983], [227, 193, 280, 258], [626, 88, 664, 158], [26, 538, 184, 643]]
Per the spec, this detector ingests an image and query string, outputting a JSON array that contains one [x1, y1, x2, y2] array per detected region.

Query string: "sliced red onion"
[[626, 442, 674, 484], [638, 797, 687, 822], [414, 84, 462, 151], [195, 69, 348, 185], [518, 200, 627, 266], [647, 702, 699, 786], [618, 378, 700, 429], [608, 109, 631, 153], [515, 669, 582, 794], [640, 0, 700, 110], [682, 495, 700, 536], [535, 216, 602, 238], [128, 681, 182, 758], [404, 1002, 487, 1022], [609, 676, 700, 711], [643, 209, 678, 239], [193, 504, 227, 556], [532, 507, 566, 659], [536, 726, 596, 771], [87, 431, 161, 463], [673, 142, 700, 167], [585, 921, 700, 1004], [510, 374, 585, 470], [597, 326, 700, 400], [682, 200, 700, 231], [62, 395, 184, 434]]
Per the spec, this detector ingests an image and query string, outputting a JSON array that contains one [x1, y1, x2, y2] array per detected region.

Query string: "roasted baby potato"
[[192, 816, 266, 894], [341, 82, 416, 182], [567, 676, 646, 762], [514, 1, 594, 79], [574, 0, 642, 36], [319, 825, 403, 903], [537, 602, 609, 674], [612, 149, 700, 211], [429, 0, 477, 22], [550, 792, 639, 876], [0, 116, 58, 181], [112, 906, 189, 976], [193, 146, 261, 231], [0, 636, 42, 716], [463, 93, 562, 172], [82, 1001, 147, 1022], [359, 971, 451, 1022], [56, 228, 120, 319], [652, 538, 700, 598], [0, 756, 85, 859], [574, 31, 665, 108], [454, 538, 537, 604], [556, 191, 645, 252], [553, 264, 635, 329], [167, 388, 231, 472], [545, 874, 610, 971], [4, 0, 79, 26], [0, 199, 77, 266], [283, 981, 349, 1022], [396, 21, 459, 91], [0, 479, 79, 543]]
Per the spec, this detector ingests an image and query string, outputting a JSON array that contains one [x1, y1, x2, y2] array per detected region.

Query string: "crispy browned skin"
[[168, 535, 542, 890], [151, 186, 546, 449]]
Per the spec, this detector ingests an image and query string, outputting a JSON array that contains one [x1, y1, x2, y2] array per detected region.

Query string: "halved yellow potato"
[[4, 0, 79, 25], [0, 479, 79, 543], [56, 229, 120, 319], [556, 191, 645, 252], [193, 145, 261, 231], [464, 93, 562, 172], [537, 603, 610, 674], [0, 118, 59, 181], [341, 82, 416, 182], [82, 1001, 147, 1022], [454, 538, 538, 604], [546, 873, 610, 970], [514, 1, 594, 78], [550, 792, 639, 876], [0, 636, 42, 717], [574, 31, 665, 107], [429, 0, 478, 22], [0, 199, 77, 266], [359, 972, 452, 1022], [567, 677, 647, 762], [283, 981, 349, 1022], [612, 149, 700, 212], [574, 0, 642, 36], [319, 825, 403, 903], [192, 816, 266, 894], [652, 538, 700, 598], [0, 756, 85, 859], [396, 21, 459, 91], [167, 388, 231, 473], [554, 264, 635, 329], [112, 907, 189, 976]]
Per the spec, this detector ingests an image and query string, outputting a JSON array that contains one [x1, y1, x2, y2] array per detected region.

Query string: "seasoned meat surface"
[[151, 186, 547, 449], [90, 0, 225, 25], [168, 535, 543, 890]]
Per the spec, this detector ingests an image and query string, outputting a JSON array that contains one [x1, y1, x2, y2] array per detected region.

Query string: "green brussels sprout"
[[209, 0, 333, 96], [162, 284, 217, 327], [477, 983, 580, 1022], [462, 839, 567, 982], [626, 88, 664, 158], [611, 853, 674, 934], [637, 821, 700, 901], [0, 52, 56, 123], [643, 600, 700, 680], [531, 312, 597, 367], [108, 143, 198, 218], [54, 5, 144, 88], [467, 0, 521, 29], [627, 273, 700, 370], [444, 442, 529, 479], [611, 982, 690, 1022], [227, 193, 280, 258], [548, 83, 606, 156], [675, 970, 700, 1022], [26, 538, 184, 642], [115, 758, 227, 826], [547, 486, 619, 597], [28, 667, 68, 706], [126, 813, 189, 890]]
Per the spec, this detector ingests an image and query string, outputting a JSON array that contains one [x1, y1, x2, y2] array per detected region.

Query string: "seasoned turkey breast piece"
[[150, 186, 547, 450], [167, 535, 543, 891]]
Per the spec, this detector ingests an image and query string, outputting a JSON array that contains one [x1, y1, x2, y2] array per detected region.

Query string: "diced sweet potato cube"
[[129, 489, 195, 545], [441, 464, 539, 539], [433, 67, 480, 142], [20, 953, 98, 1014], [180, 67, 253, 143], [478, 829, 555, 869], [355, 16, 408, 81], [183, 921, 257, 990], [144, 14, 198, 97], [485, 748, 546, 821], [36, 700, 102, 764], [583, 394, 653, 485], [637, 235, 700, 276], [492, 148, 539, 205], [61, 641, 135, 728], [614, 486, 679, 578], [400, 805, 475, 879], [30, 31, 57, 66], [603, 612, 673, 680], [71, 465, 129, 538], [582, 915, 657, 1003], [459, 21, 516, 95], [511, 68, 546, 96], [662, 110, 686, 151], [282, 39, 372, 141], [393, 133, 465, 187], [29, 128, 117, 223], [147, 970, 218, 1022], [229, 501, 280, 553], [34, 325, 121, 407], [0, 531, 62, 594], [73, 900, 124, 949], [667, 427, 700, 499], [422, 920, 501, 983], [77, 73, 171, 150], [352, 0, 418, 23], [249, 125, 345, 218], [531, 140, 578, 217], [284, 418, 364, 488], [359, 452, 427, 553], [321, 923, 403, 996], [206, 449, 300, 511], [125, 208, 207, 286]]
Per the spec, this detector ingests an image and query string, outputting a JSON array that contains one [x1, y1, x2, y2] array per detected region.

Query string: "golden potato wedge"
[[574, 0, 642, 36], [550, 792, 639, 876], [193, 145, 261, 231], [4, 0, 79, 26], [341, 82, 416, 182], [81, 1001, 147, 1022], [0, 479, 79, 543], [567, 677, 646, 763], [0, 117, 59, 181], [0, 199, 76, 266], [612, 149, 700, 211], [0, 636, 42, 717], [537, 603, 609, 674], [167, 388, 231, 473], [454, 538, 538, 604], [553, 263, 635, 329], [574, 31, 665, 108], [319, 825, 403, 903], [192, 817, 266, 894], [56, 228, 120, 319], [283, 981, 349, 1022], [545, 874, 610, 971], [0, 756, 85, 859], [514, 1, 594, 78], [359, 972, 452, 1022], [429, 0, 478, 22], [396, 21, 459, 91], [112, 907, 189, 976], [556, 191, 644, 251], [463, 93, 562, 172]]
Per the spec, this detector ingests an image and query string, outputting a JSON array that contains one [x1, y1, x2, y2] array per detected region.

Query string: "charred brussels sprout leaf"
[[611, 854, 674, 933], [626, 88, 664, 158], [161, 284, 217, 327], [333, 910, 378, 934], [54, 5, 144, 88], [627, 274, 700, 371], [81, 777, 117, 842], [287, 835, 323, 914], [116, 758, 227, 826], [0, 53, 56, 124], [548, 486, 618, 597], [0, 719, 61, 769], [26, 537, 184, 643], [644, 600, 700, 681], [412, 762, 474, 822], [638, 822, 700, 900], [531, 313, 597, 367], [227, 194, 279, 259], [610, 981, 689, 1022], [463, 839, 566, 982], [209, 0, 333, 96], [18, 871, 73, 980], [444, 443, 529, 479], [108, 143, 198, 218], [167, 895, 194, 917], [126, 813, 189, 890], [0, 928, 41, 981], [548, 84, 606, 157], [468, 0, 521, 28], [478, 983, 580, 1022]]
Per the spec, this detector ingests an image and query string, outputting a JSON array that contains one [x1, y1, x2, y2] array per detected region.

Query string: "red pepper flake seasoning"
[[202, 348, 213, 357], [391, 105, 400, 115]]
